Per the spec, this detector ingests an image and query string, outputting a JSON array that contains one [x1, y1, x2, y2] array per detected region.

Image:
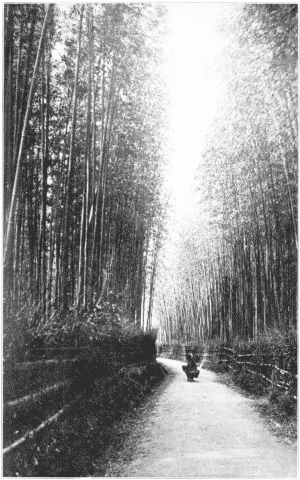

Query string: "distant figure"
[[182, 353, 200, 381]]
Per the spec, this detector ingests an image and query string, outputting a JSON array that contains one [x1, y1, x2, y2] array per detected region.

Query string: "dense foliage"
[[4, 4, 167, 352]]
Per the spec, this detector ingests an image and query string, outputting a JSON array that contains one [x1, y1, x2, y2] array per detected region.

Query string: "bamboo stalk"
[[61, 5, 84, 310], [4, 5, 52, 268], [83, 9, 93, 307]]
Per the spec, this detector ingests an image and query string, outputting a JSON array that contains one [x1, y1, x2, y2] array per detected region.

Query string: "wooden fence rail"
[[3, 345, 157, 457], [3, 355, 83, 454], [4, 379, 72, 409], [218, 346, 297, 399]]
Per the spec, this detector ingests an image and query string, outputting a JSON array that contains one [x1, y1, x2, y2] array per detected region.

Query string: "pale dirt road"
[[104, 358, 297, 478]]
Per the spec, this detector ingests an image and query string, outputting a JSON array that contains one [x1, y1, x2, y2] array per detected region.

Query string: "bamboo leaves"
[[4, 4, 167, 333]]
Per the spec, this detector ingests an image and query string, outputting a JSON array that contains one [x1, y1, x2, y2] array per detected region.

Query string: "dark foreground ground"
[[100, 358, 297, 478]]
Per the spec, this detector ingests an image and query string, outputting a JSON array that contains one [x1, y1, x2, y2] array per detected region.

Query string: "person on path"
[[187, 353, 197, 370], [183, 353, 199, 381]]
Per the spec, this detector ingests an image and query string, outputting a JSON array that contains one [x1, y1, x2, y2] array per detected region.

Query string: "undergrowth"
[[3, 362, 168, 477], [4, 301, 158, 366]]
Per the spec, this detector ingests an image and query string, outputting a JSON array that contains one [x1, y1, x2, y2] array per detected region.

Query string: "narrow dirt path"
[[104, 358, 297, 478]]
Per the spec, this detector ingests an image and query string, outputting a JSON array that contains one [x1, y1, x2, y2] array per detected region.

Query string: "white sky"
[[161, 3, 239, 260]]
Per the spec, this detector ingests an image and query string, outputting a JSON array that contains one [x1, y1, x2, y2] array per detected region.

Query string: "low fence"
[[157, 343, 297, 400], [3, 354, 84, 456], [218, 346, 297, 399], [4, 338, 157, 459]]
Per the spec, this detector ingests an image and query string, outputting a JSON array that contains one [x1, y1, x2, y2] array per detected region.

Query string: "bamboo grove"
[[156, 5, 298, 345], [4, 4, 167, 334]]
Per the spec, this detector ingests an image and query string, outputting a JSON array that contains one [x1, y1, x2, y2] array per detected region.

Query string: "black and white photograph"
[[3, 2, 298, 477]]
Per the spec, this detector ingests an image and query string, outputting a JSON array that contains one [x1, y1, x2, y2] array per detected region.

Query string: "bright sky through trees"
[[48, 2, 236, 231], [162, 3, 239, 256]]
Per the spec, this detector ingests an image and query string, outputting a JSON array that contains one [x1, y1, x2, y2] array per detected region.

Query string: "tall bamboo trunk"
[[61, 5, 84, 311], [83, 9, 93, 308], [4, 4, 14, 295], [4, 5, 52, 297]]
